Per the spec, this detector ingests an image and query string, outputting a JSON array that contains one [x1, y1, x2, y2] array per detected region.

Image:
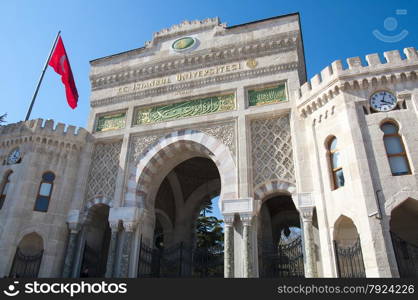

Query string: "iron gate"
[[137, 240, 223, 278], [261, 236, 304, 277], [391, 232, 418, 277], [9, 247, 43, 278], [334, 238, 365, 278]]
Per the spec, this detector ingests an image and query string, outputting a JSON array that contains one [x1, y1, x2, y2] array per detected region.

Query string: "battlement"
[[0, 118, 89, 142], [298, 47, 418, 103]]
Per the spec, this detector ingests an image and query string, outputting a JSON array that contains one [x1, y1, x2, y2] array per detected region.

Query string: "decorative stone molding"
[[222, 214, 235, 226], [221, 198, 254, 216], [296, 192, 315, 207], [91, 61, 299, 107], [108, 206, 143, 226], [84, 196, 113, 211], [299, 206, 314, 220], [152, 18, 223, 40], [297, 47, 418, 118], [84, 141, 122, 201], [251, 115, 295, 187], [123, 221, 138, 232], [126, 130, 237, 209], [253, 179, 296, 201], [90, 31, 299, 92], [66, 210, 83, 232], [129, 122, 236, 163], [239, 213, 253, 226]]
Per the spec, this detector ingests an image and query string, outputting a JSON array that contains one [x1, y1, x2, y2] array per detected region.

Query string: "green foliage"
[[196, 199, 223, 250], [193, 198, 224, 277]]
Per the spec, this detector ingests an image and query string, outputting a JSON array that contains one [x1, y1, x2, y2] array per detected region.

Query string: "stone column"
[[62, 223, 80, 278], [223, 215, 234, 278], [241, 214, 253, 278], [300, 207, 318, 278], [119, 221, 137, 278], [105, 222, 119, 278]]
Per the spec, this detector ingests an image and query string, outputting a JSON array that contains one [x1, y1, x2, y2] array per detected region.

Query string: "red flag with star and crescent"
[[48, 36, 78, 109]]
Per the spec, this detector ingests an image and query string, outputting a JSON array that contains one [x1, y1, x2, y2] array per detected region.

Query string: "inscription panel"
[[96, 112, 126, 132], [133, 93, 236, 125], [248, 83, 287, 107]]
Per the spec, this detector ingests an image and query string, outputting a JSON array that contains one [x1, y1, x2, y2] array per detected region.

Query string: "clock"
[[7, 148, 21, 165], [370, 91, 397, 112]]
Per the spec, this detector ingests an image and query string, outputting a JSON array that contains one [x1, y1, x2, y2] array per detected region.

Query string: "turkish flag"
[[48, 36, 78, 109]]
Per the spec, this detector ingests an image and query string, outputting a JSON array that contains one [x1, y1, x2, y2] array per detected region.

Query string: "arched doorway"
[[333, 216, 365, 278], [79, 204, 111, 277], [10, 232, 43, 278], [137, 157, 223, 277], [258, 194, 304, 277], [390, 198, 418, 277]]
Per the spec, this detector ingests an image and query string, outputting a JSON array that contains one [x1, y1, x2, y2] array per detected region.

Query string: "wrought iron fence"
[[9, 247, 43, 278], [391, 232, 418, 278], [334, 237, 365, 278], [260, 236, 304, 278], [137, 238, 223, 278]]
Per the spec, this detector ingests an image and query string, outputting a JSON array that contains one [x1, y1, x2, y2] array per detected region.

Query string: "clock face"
[[7, 148, 21, 165], [370, 91, 397, 112]]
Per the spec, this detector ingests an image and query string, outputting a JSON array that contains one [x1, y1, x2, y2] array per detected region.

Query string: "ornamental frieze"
[[133, 94, 236, 125], [116, 62, 241, 96], [91, 62, 298, 107], [129, 121, 236, 163], [90, 31, 299, 91]]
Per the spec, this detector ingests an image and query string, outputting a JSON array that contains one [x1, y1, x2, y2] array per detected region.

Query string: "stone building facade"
[[1, 13, 418, 278]]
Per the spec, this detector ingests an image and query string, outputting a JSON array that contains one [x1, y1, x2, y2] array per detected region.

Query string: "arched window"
[[328, 137, 345, 189], [0, 171, 12, 209], [34, 172, 55, 212], [381, 122, 411, 176]]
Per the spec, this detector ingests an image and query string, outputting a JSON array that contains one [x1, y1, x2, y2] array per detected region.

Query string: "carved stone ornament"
[[85, 141, 122, 200], [129, 121, 236, 163], [251, 114, 295, 186]]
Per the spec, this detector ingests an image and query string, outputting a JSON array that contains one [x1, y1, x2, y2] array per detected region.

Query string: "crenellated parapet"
[[0, 118, 91, 153], [297, 47, 418, 118]]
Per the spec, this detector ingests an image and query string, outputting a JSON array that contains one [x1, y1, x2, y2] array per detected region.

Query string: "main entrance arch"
[[128, 130, 237, 278]]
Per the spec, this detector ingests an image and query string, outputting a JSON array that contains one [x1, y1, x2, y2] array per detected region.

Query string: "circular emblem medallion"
[[246, 59, 258, 69], [172, 37, 196, 52]]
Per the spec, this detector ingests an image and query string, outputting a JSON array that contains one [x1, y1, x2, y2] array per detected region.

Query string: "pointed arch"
[[125, 130, 237, 209]]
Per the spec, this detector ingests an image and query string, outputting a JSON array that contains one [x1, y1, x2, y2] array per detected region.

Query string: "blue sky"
[[1, 0, 417, 128]]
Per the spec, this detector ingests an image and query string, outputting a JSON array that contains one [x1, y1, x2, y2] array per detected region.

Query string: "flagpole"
[[24, 30, 61, 121]]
